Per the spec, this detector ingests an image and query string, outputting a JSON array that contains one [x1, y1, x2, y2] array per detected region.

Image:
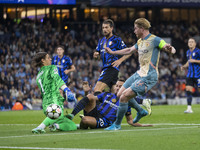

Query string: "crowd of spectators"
[[1, 16, 200, 111]]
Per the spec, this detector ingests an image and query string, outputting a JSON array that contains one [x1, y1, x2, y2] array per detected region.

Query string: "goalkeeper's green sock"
[[55, 117, 77, 131]]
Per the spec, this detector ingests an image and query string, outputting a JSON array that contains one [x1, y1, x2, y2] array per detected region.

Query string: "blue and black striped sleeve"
[[97, 92, 106, 103], [96, 39, 101, 53]]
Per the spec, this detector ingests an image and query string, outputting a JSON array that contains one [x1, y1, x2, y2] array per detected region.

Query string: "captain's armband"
[[158, 40, 167, 49]]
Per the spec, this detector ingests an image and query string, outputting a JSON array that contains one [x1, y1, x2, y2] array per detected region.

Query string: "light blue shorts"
[[123, 72, 158, 96]]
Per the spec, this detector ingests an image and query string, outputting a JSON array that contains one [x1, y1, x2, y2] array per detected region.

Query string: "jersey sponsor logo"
[[104, 100, 118, 109], [140, 49, 149, 53], [100, 49, 105, 52], [56, 65, 64, 68], [36, 71, 44, 79]]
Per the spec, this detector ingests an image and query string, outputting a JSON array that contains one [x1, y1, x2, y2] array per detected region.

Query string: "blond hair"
[[134, 18, 151, 30]]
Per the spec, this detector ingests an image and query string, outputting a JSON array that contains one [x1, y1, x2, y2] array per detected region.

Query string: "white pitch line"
[[1, 123, 200, 126], [0, 146, 113, 150], [0, 126, 198, 139], [0, 124, 37, 126]]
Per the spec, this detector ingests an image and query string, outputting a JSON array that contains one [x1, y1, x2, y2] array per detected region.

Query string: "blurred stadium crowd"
[[1, 17, 200, 110]]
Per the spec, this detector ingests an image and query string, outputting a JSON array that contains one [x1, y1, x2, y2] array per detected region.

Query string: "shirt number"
[[38, 79, 45, 94]]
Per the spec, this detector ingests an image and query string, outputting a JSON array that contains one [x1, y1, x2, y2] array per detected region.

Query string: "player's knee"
[[120, 93, 129, 102], [81, 117, 90, 125]]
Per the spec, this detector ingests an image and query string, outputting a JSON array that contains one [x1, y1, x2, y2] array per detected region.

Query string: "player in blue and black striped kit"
[[66, 78, 152, 129], [52, 46, 76, 85], [93, 19, 131, 95], [181, 38, 200, 113]]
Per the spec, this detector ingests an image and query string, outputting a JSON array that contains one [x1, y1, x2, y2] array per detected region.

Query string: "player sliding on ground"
[[66, 79, 152, 129], [31, 52, 77, 133]]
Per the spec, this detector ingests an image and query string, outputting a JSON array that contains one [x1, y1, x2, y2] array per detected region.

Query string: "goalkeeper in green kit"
[[31, 52, 77, 133]]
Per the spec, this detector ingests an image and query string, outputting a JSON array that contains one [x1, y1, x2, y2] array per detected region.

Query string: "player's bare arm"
[[82, 81, 92, 95], [105, 45, 136, 55], [64, 65, 76, 74], [181, 61, 189, 71], [112, 54, 132, 67], [162, 43, 176, 54], [189, 59, 200, 64]]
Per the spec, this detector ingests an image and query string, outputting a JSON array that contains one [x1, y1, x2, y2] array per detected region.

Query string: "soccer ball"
[[46, 104, 62, 119]]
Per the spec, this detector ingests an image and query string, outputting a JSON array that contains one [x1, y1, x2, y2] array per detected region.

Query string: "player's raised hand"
[[93, 52, 100, 59], [82, 81, 91, 93], [163, 44, 176, 54], [105, 47, 114, 54], [180, 65, 184, 71]]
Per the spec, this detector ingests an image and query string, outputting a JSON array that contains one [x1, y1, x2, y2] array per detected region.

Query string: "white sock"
[[187, 105, 192, 110], [38, 123, 46, 129]]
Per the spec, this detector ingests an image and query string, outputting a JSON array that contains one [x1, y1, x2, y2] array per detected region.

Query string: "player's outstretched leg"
[[133, 109, 148, 123], [142, 99, 152, 115]]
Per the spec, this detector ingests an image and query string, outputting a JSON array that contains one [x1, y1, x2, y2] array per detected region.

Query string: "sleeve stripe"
[[158, 40, 166, 49]]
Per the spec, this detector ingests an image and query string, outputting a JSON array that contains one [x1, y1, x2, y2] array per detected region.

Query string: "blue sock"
[[128, 98, 144, 113], [115, 102, 128, 126], [186, 91, 192, 105]]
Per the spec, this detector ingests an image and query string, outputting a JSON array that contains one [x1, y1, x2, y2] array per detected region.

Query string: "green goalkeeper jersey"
[[36, 65, 65, 110]]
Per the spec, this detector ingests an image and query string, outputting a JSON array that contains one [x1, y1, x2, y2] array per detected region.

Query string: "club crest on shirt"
[[53, 68, 58, 74], [112, 98, 117, 103], [145, 42, 150, 47]]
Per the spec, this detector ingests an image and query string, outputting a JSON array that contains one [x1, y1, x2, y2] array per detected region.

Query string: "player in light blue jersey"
[[105, 18, 176, 130], [181, 38, 200, 113]]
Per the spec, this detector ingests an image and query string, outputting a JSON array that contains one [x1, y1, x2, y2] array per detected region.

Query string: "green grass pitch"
[[0, 105, 200, 150]]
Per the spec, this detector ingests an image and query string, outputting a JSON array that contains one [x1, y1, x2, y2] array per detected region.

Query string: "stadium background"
[[1, 0, 200, 110]]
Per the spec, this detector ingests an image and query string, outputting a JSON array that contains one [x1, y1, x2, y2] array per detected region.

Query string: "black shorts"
[[97, 67, 119, 89], [186, 78, 200, 88], [84, 106, 112, 128]]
